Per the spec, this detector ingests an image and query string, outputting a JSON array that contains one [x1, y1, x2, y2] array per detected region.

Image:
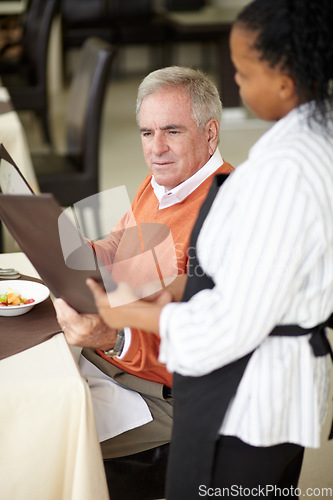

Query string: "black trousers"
[[210, 435, 304, 498]]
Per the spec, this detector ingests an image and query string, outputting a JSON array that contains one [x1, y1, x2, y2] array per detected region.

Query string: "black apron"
[[166, 174, 333, 500]]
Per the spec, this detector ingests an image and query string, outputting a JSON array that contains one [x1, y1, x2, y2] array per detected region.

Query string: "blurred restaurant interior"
[[0, 0, 273, 249]]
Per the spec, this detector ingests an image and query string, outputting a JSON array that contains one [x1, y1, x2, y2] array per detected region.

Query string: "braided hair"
[[235, 0, 333, 127]]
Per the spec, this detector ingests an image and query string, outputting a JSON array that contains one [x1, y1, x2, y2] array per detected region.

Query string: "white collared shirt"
[[151, 148, 223, 209]]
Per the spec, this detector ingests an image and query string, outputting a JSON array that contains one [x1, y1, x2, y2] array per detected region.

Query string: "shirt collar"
[[152, 148, 223, 209], [248, 103, 320, 159]]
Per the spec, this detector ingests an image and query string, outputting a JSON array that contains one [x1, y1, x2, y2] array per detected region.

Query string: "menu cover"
[[0, 193, 115, 313], [0, 143, 34, 195], [0, 143, 115, 313]]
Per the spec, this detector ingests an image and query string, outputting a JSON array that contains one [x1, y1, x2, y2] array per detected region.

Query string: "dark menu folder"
[[0, 194, 115, 314], [0, 143, 34, 195], [0, 143, 116, 313]]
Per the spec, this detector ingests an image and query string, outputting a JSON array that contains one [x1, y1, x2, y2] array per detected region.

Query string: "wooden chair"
[[103, 443, 170, 500], [61, 0, 168, 72], [0, 0, 60, 146], [164, 0, 205, 10], [32, 37, 116, 236]]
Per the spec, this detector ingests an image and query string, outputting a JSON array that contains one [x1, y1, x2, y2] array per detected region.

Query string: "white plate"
[[0, 280, 50, 317]]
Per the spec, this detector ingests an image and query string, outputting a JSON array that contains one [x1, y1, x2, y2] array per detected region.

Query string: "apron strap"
[[270, 316, 333, 361], [270, 317, 333, 439]]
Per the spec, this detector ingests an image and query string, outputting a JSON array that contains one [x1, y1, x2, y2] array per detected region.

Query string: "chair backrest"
[[66, 37, 116, 182], [164, 0, 206, 11], [110, 0, 153, 19], [22, 0, 59, 85]]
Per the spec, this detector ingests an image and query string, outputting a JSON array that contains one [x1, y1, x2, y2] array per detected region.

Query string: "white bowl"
[[0, 280, 50, 317]]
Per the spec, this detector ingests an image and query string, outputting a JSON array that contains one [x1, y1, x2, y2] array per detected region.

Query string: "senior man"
[[55, 66, 233, 499]]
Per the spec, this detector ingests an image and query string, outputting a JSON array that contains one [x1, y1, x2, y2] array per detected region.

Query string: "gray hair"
[[136, 66, 222, 129]]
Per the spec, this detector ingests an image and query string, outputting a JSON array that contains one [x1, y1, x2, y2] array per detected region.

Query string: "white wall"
[[117, 0, 253, 75]]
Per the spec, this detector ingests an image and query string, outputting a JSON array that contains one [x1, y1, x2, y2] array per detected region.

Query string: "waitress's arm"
[[86, 278, 168, 335]]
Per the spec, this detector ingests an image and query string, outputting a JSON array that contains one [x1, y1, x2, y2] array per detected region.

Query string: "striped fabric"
[[159, 103, 333, 447]]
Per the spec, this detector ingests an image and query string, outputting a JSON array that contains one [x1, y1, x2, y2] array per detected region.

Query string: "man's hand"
[[54, 297, 118, 350]]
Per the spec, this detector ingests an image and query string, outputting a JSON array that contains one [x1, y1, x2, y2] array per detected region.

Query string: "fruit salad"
[[0, 287, 35, 307]]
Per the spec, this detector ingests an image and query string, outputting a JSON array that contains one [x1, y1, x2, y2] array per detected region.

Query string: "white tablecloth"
[[0, 253, 109, 500], [0, 87, 40, 251], [0, 1, 27, 15], [0, 86, 39, 193]]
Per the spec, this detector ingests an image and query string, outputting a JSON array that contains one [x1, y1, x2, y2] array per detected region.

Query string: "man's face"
[[139, 88, 217, 191]]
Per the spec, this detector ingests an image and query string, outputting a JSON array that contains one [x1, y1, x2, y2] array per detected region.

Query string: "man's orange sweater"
[[95, 161, 233, 387]]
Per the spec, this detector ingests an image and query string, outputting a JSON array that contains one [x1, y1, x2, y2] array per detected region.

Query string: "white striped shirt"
[[159, 103, 333, 448]]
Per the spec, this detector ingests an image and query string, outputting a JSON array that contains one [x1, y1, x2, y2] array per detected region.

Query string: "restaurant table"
[[163, 5, 242, 107], [0, 86, 38, 191], [0, 86, 39, 252], [0, 252, 110, 500], [0, 0, 27, 15]]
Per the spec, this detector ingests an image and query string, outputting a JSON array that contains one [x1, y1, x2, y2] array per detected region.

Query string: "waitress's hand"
[[86, 279, 171, 334]]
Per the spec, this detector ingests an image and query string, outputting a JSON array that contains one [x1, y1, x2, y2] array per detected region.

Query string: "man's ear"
[[207, 119, 220, 155]]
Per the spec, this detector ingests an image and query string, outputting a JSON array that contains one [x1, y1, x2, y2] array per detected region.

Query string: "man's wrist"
[[103, 329, 125, 357]]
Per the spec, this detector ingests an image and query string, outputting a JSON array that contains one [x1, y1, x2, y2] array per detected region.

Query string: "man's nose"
[[152, 132, 169, 155]]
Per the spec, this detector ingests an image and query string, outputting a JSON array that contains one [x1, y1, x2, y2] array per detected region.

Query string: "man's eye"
[[168, 130, 179, 135], [142, 132, 152, 138]]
